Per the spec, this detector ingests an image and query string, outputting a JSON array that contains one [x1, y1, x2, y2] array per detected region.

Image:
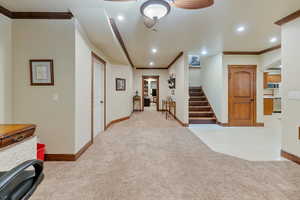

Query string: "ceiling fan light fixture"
[[141, 0, 171, 20]]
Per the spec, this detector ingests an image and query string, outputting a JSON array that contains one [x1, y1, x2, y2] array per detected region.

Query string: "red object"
[[37, 143, 45, 161]]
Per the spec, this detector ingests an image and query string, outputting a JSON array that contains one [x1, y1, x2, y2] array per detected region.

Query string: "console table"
[[162, 100, 176, 120], [133, 96, 142, 112]]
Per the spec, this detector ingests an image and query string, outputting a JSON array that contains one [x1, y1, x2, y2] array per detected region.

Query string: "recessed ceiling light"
[[237, 26, 245, 32], [150, 62, 154, 66], [201, 50, 207, 55], [152, 48, 157, 53], [270, 37, 278, 43], [117, 15, 124, 21]]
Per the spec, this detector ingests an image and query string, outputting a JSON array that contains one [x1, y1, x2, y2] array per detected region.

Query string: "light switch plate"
[[288, 91, 300, 100], [52, 94, 59, 101]]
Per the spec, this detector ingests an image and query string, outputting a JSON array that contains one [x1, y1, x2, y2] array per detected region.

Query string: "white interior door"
[[93, 59, 105, 137]]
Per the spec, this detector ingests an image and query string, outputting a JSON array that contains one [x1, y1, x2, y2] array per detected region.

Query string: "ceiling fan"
[[106, 0, 214, 30]]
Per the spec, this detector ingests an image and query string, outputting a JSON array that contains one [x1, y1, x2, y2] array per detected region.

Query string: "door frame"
[[142, 76, 160, 111], [228, 65, 257, 126], [91, 52, 106, 144]]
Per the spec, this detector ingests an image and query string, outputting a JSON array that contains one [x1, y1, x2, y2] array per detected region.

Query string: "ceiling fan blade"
[[171, 0, 214, 9], [104, 0, 136, 1]]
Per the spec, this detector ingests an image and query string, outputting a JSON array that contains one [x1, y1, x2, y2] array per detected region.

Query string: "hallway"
[[32, 111, 300, 200]]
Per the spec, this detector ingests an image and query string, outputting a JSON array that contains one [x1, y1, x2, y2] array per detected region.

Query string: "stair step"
[[189, 89, 202, 92], [189, 99, 207, 102], [189, 87, 202, 91], [189, 101, 209, 106], [190, 92, 203, 95], [189, 117, 217, 124], [188, 87, 217, 124], [189, 117, 216, 120], [189, 111, 213, 114], [189, 106, 211, 111], [190, 96, 205, 98], [189, 111, 214, 117], [189, 105, 211, 108], [189, 96, 206, 101]]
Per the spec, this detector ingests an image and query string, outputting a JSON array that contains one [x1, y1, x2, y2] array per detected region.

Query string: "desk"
[[0, 124, 36, 149], [0, 124, 37, 171]]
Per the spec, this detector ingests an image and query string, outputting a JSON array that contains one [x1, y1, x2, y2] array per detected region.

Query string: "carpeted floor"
[[32, 111, 300, 200]]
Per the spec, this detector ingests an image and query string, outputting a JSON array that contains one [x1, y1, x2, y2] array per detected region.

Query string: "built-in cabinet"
[[264, 68, 282, 115], [267, 74, 281, 83], [264, 72, 268, 89], [264, 73, 281, 88], [264, 98, 273, 115], [143, 80, 148, 96]]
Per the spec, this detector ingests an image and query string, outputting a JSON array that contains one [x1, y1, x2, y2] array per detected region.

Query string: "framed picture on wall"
[[30, 59, 54, 86], [116, 78, 126, 91], [168, 74, 176, 89], [188, 55, 201, 67]]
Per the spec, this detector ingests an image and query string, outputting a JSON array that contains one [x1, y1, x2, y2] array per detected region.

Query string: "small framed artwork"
[[116, 78, 126, 91], [168, 74, 176, 89], [30, 59, 54, 86], [188, 55, 201, 68]]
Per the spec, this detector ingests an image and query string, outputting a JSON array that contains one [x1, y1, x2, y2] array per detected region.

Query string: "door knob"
[[100, 101, 104, 103]]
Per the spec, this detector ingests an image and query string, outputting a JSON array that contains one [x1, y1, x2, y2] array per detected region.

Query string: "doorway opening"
[[228, 65, 257, 126], [142, 76, 159, 111], [91, 52, 106, 144]]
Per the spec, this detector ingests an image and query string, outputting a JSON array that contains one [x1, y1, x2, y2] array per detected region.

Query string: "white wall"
[[189, 67, 202, 87], [0, 15, 12, 123], [12, 19, 76, 154], [107, 64, 133, 123], [201, 54, 224, 121], [281, 18, 300, 157], [74, 20, 133, 151], [260, 49, 281, 71], [168, 55, 189, 124], [74, 23, 93, 152], [2, 16, 134, 156], [133, 69, 169, 110]]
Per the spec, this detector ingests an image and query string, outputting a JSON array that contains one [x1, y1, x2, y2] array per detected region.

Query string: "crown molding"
[[258, 45, 281, 54], [109, 18, 135, 68], [275, 9, 300, 26], [136, 68, 168, 70], [0, 5, 73, 19], [223, 45, 281, 55], [0, 5, 13, 18], [223, 51, 260, 55], [167, 52, 184, 69]]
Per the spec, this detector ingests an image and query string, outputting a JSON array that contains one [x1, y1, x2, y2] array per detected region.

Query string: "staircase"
[[189, 87, 217, 124]]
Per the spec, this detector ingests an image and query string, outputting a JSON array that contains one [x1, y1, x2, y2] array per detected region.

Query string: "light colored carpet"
[[32, 111, 300, 200]]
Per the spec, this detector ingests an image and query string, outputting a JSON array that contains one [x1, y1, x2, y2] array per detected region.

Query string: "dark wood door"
[[228, 66, 257, 126]]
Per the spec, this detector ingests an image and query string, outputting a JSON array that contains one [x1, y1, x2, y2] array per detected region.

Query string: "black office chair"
[[0, 160, 44, 200]]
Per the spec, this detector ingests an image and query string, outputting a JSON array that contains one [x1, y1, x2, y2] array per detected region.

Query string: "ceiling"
[[1, 0, 300, 68]]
